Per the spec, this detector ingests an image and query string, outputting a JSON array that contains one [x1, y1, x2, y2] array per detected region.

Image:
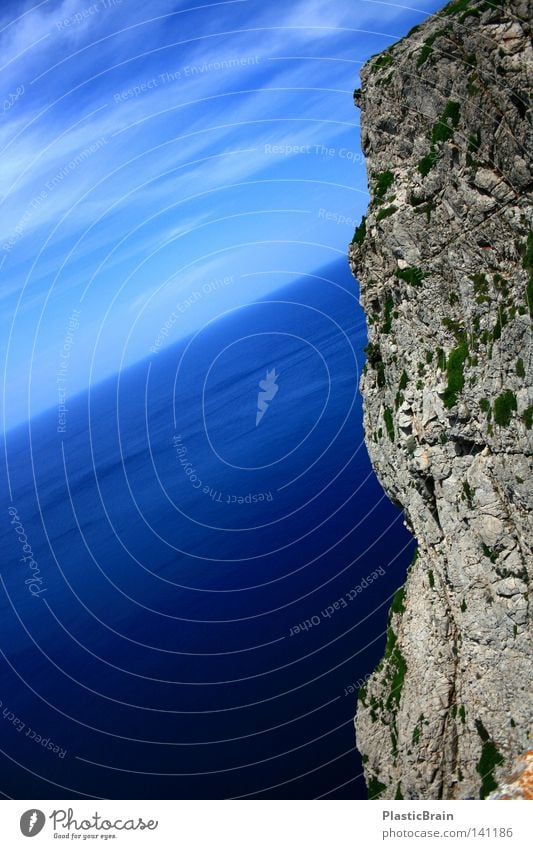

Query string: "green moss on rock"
[[376, 205, 398, 222], [431, 100, 461, 144], [372, 53, 393, 73], [443, 339, 469, 408], [383, 406, 395, 441], [475, 719, 504, 799], [493, 390, 517, 427], [352, 215, 366, 245], [373, 170, 395, 202], [418, 146, 439, 177], [395, 266, 425, 286], [390, 585, 406, 616], [367, 776, 387, 799]]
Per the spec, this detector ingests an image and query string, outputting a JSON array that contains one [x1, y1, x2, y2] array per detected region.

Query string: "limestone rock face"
[[349, 0, 532, 799]]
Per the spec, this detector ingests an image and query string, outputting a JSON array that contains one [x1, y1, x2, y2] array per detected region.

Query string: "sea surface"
[[0, 259, 414, 799]]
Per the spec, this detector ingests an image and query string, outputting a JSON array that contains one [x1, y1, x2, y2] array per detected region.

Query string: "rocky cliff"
[[349, 0, 532, 799]]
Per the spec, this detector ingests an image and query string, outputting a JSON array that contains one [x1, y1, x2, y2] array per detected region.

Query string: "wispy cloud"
[[1, 0, 442, 427]]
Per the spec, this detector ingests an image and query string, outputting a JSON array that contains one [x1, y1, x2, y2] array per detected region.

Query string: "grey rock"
[[349, 0, 532, 800]]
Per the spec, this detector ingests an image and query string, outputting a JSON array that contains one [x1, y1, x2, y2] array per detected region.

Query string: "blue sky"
[[1, 0, 443, 429]]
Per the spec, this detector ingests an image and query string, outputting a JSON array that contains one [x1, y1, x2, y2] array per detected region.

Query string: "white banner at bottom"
[[0, 799, 530, 848]]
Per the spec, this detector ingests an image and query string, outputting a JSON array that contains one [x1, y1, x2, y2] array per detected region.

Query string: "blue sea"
[[0, 259, 413, 799]]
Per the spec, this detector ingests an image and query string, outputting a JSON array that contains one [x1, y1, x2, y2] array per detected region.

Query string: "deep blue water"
[[0, 260, 413, 799]]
